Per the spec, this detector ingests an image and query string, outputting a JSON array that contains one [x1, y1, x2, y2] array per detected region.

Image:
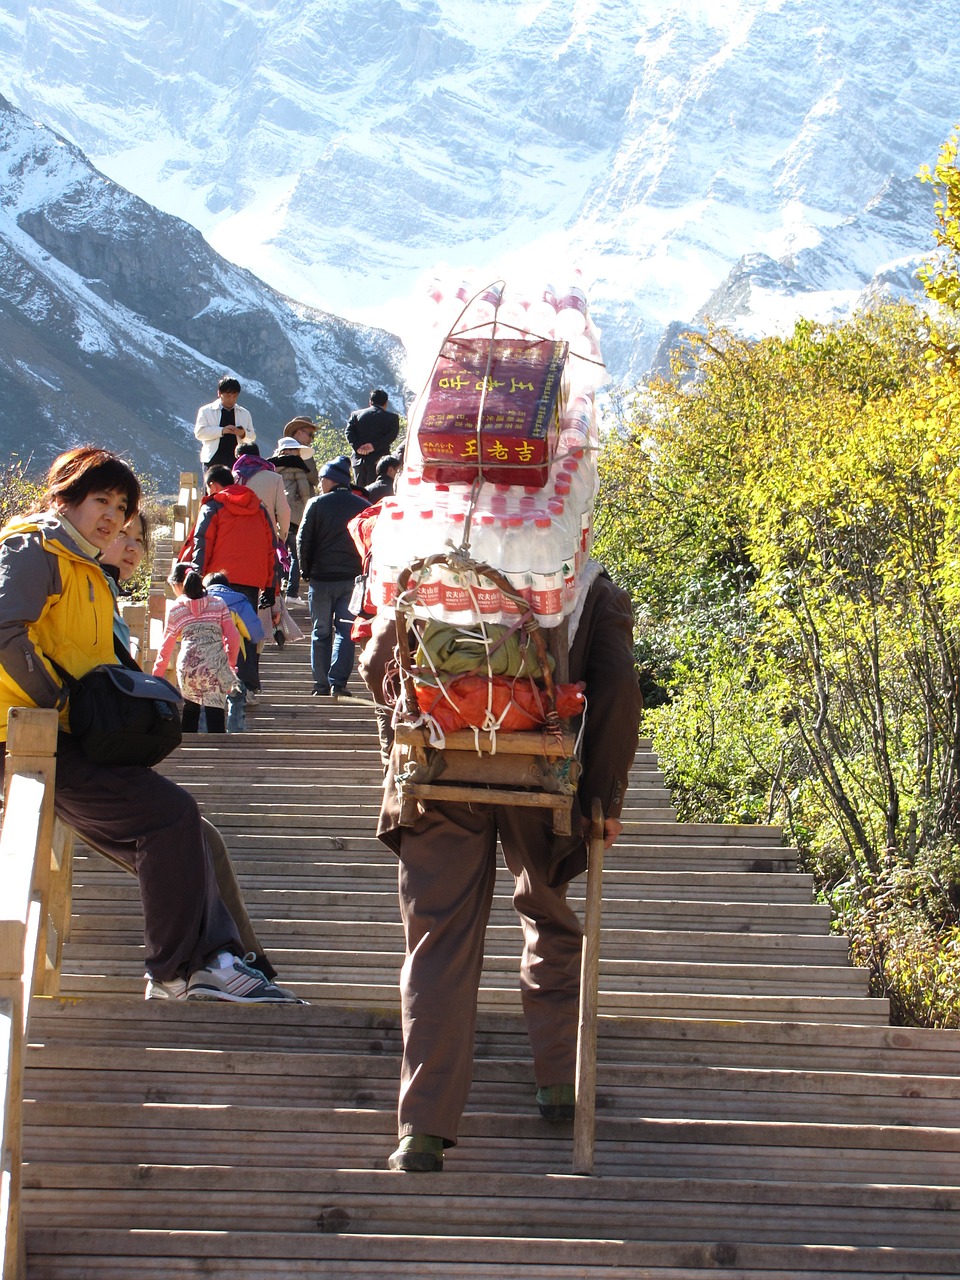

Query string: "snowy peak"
[[0, 95, 404, 483], [1, 2, 958, 384]]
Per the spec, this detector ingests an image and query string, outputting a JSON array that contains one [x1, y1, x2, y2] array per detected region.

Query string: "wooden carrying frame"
[[392, 553, 579, 834]]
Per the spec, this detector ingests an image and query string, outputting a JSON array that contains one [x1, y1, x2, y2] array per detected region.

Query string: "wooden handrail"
[[0, 708, 71, 1280], [573, 796, 605, 1175], [173, 471, 200, 545]]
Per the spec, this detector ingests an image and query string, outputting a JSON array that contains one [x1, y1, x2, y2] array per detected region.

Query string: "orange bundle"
[[414, 675, 585, 734]]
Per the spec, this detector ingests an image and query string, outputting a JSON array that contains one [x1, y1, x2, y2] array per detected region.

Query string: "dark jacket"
[[346, 405, 400, 461], [297, 485, 370, 583], [360, 568, 643, 878], [365, 476, 395, 504]]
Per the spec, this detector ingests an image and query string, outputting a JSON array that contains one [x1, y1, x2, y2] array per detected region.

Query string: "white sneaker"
[[245, 689, 259, 705], [186, 954, 305, 1003], [145, 975, 188, 1001]]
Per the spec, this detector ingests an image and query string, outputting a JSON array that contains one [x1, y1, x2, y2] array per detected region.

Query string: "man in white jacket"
[[194, 376, 256, 471]]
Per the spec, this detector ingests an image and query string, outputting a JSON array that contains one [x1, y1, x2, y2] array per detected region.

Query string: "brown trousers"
[[396, 798, 584, 1144]]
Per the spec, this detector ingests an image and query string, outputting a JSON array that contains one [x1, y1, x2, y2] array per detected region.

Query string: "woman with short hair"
[[0, 446, 298, 1003]]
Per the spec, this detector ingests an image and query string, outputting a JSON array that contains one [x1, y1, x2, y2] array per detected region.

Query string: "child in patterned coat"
[[153, 564, 241, 733]]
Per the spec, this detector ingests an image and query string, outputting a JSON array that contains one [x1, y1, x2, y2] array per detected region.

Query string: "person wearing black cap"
[[346, 389, 400, 488], [296, 457, 370, 697]]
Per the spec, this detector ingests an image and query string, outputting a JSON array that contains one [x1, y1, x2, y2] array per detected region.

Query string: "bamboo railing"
[[0, 709, 70, 1280]]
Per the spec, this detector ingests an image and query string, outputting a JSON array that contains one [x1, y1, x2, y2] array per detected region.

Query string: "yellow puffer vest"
[[0, 516, 118, 741]]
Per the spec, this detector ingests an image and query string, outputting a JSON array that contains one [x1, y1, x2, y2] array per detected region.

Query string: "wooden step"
[[24, 1226, 960, 1277], [26, 1001, 960, 1075], [20, 1165, 960, 1248], [22, 629, 960, 1278], [26, 1043, 960, 1129]]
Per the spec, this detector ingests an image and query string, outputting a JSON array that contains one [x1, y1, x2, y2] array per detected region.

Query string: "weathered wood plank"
[[23, 1228, 960, 1276]]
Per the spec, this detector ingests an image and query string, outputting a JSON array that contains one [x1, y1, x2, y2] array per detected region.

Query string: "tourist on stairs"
[[0, 447, 300, 1004]]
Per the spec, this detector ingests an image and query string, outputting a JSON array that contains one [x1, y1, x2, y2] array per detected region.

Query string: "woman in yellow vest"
[[0, 446, 298, 1003]]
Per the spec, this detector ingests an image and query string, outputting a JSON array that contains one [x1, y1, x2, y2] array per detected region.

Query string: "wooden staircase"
[[19, 602, 960, 1276]]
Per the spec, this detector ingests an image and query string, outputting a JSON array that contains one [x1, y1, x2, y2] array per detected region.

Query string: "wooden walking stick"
[[572, 796, 605, 1175]]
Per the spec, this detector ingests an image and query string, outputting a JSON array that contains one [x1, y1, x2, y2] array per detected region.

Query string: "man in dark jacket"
[[364, 453, 400, 504], [297, 456, 370, 697], [359, 564, 642, 1171], [346, 389, 401, 488]]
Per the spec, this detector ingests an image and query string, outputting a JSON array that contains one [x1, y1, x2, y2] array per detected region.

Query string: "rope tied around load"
[[392, 551, 569, 754]]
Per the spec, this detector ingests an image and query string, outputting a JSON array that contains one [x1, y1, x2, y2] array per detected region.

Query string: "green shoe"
[[387, 1134, 444, 1172], [537, 1083, 576, 1122]]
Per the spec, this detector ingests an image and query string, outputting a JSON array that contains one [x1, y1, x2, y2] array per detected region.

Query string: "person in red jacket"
[[188, 464, 278, 700]]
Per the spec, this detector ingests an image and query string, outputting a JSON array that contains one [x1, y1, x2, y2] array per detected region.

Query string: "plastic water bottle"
[[409, 506, 436, 558], [396, 470, 423, 504], [529, 516, 564, 627], [455, 282, 504, 332], [467, 512, 503, 620], [372, 508, 407, 606], [431, 482, 450, 516], [499, 515, 531, 616], [560, 394, 598, 450], [409, 509, 442, 615], [429, 513, 472, 620], [568, 324, 606, 394], [547, 497, 580, 608], [483, 489, 509, 518], [524, 284, 559, 340], [444, 509, 467, 555], [440, 562, 474, 621], [580, 506, 594, 562], [553, 272, 589, 342], [419, 276, 447, 329], [495, 288, 531, 339], [558, 448, 597, 518]]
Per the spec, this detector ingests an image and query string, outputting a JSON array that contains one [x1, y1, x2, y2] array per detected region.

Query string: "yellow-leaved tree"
[[595, 297, 960, 1025]]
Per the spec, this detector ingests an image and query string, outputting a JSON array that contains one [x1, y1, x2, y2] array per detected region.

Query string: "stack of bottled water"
[[371, 273, 604, 628]]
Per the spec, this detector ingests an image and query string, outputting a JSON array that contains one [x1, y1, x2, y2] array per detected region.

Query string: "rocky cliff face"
[[0, 95, 404, 484], [1, 1, 957, 386]]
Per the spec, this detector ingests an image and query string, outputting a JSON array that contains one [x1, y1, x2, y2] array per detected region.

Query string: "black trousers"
[[232, 583, 262, 691], [353, 452, 382, 489], [182, 701, 226, 733], [1, 733, 241, 981]]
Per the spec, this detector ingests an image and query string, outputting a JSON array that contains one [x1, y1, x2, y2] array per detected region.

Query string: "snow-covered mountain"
[[0, 94, 404, 484], [1, 0, 957, 385]]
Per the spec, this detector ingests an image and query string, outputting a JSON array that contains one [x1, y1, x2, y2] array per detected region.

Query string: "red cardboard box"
[[416, 335, 567, 487]]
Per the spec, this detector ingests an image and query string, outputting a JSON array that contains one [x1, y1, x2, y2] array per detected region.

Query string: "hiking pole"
[[573, 796, 605, 1175]]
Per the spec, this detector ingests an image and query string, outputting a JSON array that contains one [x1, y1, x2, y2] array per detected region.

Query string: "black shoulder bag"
[[49, 648, 183, 767]]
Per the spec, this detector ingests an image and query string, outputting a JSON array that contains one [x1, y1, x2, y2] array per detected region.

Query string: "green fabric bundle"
[[415, 619, 554, 680]]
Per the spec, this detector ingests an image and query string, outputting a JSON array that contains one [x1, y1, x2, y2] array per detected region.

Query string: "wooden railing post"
[[146, 588, 169, 675], [174, 472, 199, 544], [3, 711, 59, 986], [0, 707, 59, 1280], [573, 797, 605, 1176], [117, 600, 147, 665]]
